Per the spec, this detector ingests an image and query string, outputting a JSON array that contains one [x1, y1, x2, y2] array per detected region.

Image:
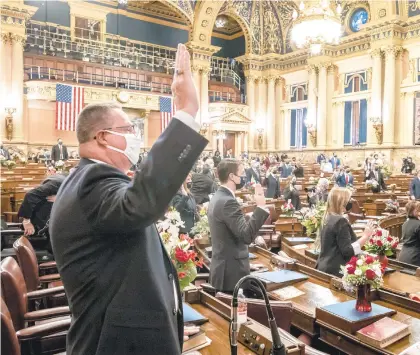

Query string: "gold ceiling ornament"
[[291, 0, 343, 55]]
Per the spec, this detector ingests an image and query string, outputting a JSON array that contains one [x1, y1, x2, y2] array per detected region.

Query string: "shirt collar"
[[221, 185, 235, 197]]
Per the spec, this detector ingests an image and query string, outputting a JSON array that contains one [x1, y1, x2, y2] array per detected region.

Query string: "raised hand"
[[171, 44, 199, 118]]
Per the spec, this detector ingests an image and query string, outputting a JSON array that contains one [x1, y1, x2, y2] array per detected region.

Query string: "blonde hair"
[[323, 187, 352, 224], [405, 201, 420, 218]]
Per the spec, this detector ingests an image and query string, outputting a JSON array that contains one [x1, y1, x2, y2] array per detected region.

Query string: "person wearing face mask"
[[398, 201, 420, 266], [264, 167, 280, 199], [208, 158, 269, 295], [246, 160, 262, 184], [169, 175, 198, 234], [316, 187, 375, 277], [51, 138, 68, 163], [366, 163, 387, 192], [49, 45, 208, 355], [282, 175, 301, 210]]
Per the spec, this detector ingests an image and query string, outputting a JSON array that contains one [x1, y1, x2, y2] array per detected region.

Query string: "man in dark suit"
[[316, 152, 326, 164], [280, 160, 293, 178], [50, 45, 208, 355], [51, 138, 68, 162], [330, 153, 341, 169], [0, 143, 10, 160], [190, 164, 217, 204], [246, 161, 262, 184], [410, 170, 420, 200], [208, 159, 269, 294], [366, 164, 387, 192], [264, 168, 280, 199]]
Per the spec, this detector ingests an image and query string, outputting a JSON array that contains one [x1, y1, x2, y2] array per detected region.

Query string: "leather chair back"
[[13, 236, 40, 292], [1, 298, 20, 355], [1, 257, 28, 330], [216, 292, 293, 332]]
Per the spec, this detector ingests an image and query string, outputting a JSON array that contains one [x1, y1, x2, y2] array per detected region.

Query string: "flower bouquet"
[[4, 160, 16, 170], [384, 199, 399, 213], [380, 165, 392, 179], [301, 202, 326, 237], [341, 254, 384, 312], [281, 200, 295, 217], [157, 208, 203, 291], [191, 205, 211, 240], [362, 229, 399, 268], [55, 160, 65, 172]]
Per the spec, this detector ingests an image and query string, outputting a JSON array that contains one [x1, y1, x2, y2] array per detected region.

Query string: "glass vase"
[[378, 254, 388, 270], [355, 284, 372, 312]]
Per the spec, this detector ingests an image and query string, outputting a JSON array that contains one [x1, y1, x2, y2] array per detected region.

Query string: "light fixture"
[[199, 123, 209, 136], [215, 15, 228, 28], [291, 0, 342, 55], [118, 0, 128, 5]]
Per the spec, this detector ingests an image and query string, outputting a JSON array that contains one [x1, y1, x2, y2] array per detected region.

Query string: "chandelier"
[[291, 0, 342, 55], [215, 15, 228, 28], [118, 0, 128, 5]]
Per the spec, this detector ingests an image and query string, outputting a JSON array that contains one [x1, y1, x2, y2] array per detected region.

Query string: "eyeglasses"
[[101, 125, 140, 137]]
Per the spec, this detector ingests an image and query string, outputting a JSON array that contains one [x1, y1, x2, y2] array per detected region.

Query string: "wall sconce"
[[256, 128, 264, 147], [369, 117, 383, 145], [305, 121, 317, 147], [199, 122, 209, 136], [5, 107, 16, 141]]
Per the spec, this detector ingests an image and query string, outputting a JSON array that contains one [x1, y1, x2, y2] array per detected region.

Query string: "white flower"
[[356, 259, 364, 266], [355, 269, 362, 276], [375, 269, 382, 277]]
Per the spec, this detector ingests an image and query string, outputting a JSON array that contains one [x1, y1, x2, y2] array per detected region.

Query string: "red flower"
[[369, 238, 374, 244], [376, 230, 382, 237], [195, 257, 204, 268], [365, 269, 376, 280], [392, 242, 398, 249], [188, 250, 197, 261], [178, 272, 186, 279], [365, 256, 375, 264], [347, 266, 356, 274], [387, 236, 393, 242], [376, 240, 383, 247], [348, 256, 358, 265], [175, 247, 190, 263]]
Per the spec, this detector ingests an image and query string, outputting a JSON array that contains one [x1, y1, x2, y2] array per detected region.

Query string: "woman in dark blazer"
[[169, 177, 198, 234], [316, 187, 375, 277], [398, 201, 420, 266]]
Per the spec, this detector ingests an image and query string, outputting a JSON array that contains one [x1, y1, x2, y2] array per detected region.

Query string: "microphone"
[[230, 275, 286, 355]]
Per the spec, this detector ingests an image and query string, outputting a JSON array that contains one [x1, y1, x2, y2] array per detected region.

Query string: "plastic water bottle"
[[237, 288, 247, 324]]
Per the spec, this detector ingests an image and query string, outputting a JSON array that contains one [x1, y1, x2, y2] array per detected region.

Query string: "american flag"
[[56, 84, 84, 131], [159, 96, 176, 132]]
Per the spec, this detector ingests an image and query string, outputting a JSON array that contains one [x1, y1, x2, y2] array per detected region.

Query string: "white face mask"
[[104, 130, 142, 165]]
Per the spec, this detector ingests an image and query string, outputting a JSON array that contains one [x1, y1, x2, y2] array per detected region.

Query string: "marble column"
[[10, 34, 25, 141], [192, 66, 201, 124], [275, 78, 284, 150], [200, 68, 210, 125], [282, 109, 291, 151], [237, 132, 242, 157], [403, 92, 415, 146], [246, 76, 256, 151], [317, 64, 328, 148], [383, 46, 402, 146], [243, 132, 248, 153], [212, 131, 218, 153], [257, 77, 267, 150], [307, 65, 318, 147], [368, 49, 383, 146], [266, 76, 276, 151], [218, 136, 224, 155], [335, 102, 345, 148], [1, 34, 13, 141], [326, 65, 335, 148]]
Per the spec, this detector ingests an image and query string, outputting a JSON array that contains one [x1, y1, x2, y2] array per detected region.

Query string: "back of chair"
[[13, 236, 40, 292], [1, 298, 20, 355], [216, 292, 293, 332], [1, 257, 28, 330]]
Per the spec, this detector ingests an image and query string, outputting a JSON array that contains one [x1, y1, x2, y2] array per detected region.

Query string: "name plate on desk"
[[256, 270, 308, 291], [283, 237, 315, 246], [316, 300, 396, 334]]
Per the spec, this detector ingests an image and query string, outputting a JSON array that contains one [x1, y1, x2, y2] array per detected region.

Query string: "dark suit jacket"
[[293, 167, 304, 178], [51, 144, 68, 161], [264, 174, 280, 199], [330, 157, 341, 169], [283, 186, 301, 210], [50, 119, 207, 355], [336, 173, 353, 187], [0, 147, 10, 160], [399, 217, 420, 267], [280, 165, 293, 178], [190, 173, 217, 205], [208, 187, 269, 291], [316, 214, 357, 277], [18, 174, 66, 231], [366, 170, 386, 192], [410, 177, 420, 199], [246, 168, 261, 184], [170, 192, 197, 234], [317, 154, 326, 164]]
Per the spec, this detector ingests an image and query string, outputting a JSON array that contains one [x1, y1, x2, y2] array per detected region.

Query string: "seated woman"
[[316, 187, 375, 277], [282, 175, 301, 210], [398, 201, 420, 267], [169, 176, 199, 235]]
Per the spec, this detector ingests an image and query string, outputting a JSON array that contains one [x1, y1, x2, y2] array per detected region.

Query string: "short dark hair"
[[57, 138, 62, 141], [217, 159, 242, 183]]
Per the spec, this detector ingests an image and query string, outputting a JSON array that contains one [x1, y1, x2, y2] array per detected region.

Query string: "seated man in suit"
[[49, 44, 208, 355], [208, 159, 269, 295], [410, 170, 420, 200], [190, 164, 217, 204]]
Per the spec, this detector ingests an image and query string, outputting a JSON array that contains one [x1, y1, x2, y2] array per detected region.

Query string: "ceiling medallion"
[[291, 0, 342, 55], [215, 15, 228, 28]]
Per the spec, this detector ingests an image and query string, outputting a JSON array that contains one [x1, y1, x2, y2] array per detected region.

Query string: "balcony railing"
[[25, 21, 244, 90], [24, 66, 172, 94], [208, 90, 245, 104]]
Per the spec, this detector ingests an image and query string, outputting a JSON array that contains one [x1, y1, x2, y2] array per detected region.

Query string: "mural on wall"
[[408, 0, 420, 17]]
